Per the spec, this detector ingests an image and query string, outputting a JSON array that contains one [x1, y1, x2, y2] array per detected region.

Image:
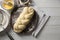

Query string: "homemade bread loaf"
[[13, 7, 34, 33]]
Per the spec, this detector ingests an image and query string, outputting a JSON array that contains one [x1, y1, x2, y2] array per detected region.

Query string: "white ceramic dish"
[[0, 6, 10, 32]]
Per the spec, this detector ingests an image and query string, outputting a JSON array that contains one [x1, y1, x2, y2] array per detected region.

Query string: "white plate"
[[0, 6, 10, 32]]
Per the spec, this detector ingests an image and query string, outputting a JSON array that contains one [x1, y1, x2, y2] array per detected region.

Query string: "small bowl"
[[20, 0, 29, 5], [1, 0, 14, 12]]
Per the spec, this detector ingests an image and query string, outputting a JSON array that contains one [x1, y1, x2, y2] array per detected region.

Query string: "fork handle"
[[5, 31, 14, 40]]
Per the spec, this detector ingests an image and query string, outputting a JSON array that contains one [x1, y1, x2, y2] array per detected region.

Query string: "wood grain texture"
[[0, 0, 60, 40], [33, 0, 60, 7]]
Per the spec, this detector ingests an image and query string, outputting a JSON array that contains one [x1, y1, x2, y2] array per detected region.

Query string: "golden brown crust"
[[13, 7, 34, 33]]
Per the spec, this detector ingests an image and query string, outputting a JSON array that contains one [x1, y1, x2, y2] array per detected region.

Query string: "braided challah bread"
[[13, 7, 34, 33]]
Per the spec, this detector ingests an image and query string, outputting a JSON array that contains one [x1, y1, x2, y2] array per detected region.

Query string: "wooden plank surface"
[[0, 0, 60, 40], [33, 0, 60, 7]]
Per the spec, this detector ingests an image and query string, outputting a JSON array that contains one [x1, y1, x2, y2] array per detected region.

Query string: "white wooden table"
[[0, 0, 60, 40]]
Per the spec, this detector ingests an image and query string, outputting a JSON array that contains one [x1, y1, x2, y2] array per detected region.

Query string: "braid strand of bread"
[[13, 7, 34, 33]]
